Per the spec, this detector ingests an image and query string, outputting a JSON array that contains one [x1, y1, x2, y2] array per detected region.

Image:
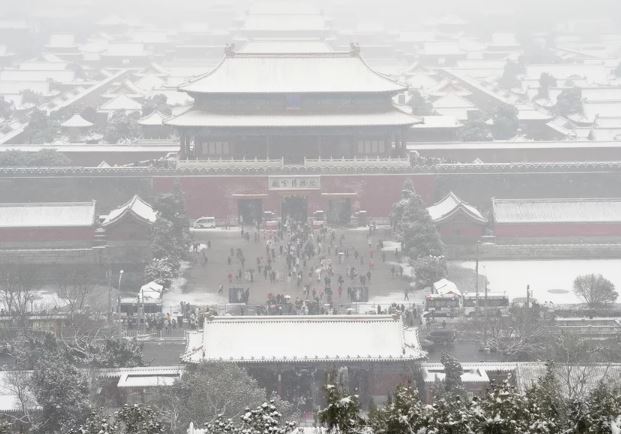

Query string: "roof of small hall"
[[101, 195, 157, 227], [183, 315, 425, 364], [0, 201, 96, 228], [427, 192, 487, 224], [61, 114, 94, 128], [178, 51, 407, 95]]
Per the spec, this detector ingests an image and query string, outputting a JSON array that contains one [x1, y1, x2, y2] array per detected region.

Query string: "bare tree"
[[1, 370, 36, 428], [56, 269, 95, 316], [573, 274, 618, 307], [0, 265, 38, 322], [550, 331, 612, 400]]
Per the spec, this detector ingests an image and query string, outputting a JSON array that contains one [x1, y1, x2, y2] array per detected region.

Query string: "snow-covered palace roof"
[[0, 201, 96, 228], [183, 315, 425, 364], [178, 51, 407, 95], [101, 195, 157, 227], [427, 192, 487, 224]]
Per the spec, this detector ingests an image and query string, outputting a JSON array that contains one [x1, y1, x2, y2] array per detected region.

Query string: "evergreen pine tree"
[[392, 181, 444, 259]]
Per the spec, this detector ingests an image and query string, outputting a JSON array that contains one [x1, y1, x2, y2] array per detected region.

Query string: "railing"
[[177, 157, 285, 170], [176, 156, 412, 172], [304, 156, 411, 169]]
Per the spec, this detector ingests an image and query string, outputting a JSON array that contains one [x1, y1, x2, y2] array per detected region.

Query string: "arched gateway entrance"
[[281, 196, 308, 222]]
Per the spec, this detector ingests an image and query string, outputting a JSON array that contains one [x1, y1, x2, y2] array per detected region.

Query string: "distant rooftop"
[[238, 39, 334, 54]]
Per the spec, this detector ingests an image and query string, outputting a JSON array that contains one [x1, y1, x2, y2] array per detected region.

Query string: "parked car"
[[193, 216, 216, 229]]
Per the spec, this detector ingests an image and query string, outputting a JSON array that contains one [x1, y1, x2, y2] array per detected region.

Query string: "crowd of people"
[[221, 219, 390, 309]]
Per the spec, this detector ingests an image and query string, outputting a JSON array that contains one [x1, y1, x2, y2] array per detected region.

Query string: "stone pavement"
[[167, 225, 424, 310]]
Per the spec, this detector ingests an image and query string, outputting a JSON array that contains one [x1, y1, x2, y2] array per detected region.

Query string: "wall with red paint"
[[494, 222, 621, 238], [104, 217, 152, 241], [436, 213, 486, 242], [153, 173, 436, 219], [0, 227, 95, 245]]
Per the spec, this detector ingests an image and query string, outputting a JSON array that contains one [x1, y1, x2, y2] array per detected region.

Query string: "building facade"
[[165, 46, 418, 224]]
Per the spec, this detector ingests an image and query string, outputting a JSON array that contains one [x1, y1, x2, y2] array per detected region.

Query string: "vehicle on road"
[[462, 292, 510, 317], [193, 216, 216, 229]]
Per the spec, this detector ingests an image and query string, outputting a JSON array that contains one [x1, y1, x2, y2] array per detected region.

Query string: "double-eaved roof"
[[179, 52, 407, 95], [0, 201, 96, 228], [492, 198, 621, 224], [427, 192, 487, 224], [183, 315, 425, 364]]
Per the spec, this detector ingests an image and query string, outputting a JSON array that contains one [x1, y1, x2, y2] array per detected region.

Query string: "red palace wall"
[[0, 227, 95, 243], [104, 218, 152, 241], [494, 222, 621, 238], [436, 215, 486, 242], [153, 173, 436, 220]]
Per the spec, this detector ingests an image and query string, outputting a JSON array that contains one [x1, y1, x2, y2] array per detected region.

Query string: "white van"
[[193, 216, 216, 229]]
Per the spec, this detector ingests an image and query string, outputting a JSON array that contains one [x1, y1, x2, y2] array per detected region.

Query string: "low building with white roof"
[[183, 314, 425, 407], [426, 192, 487, 243], [492, 197, 621, 241]]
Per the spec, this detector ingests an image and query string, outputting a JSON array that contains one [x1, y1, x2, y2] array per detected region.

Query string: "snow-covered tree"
[[409, 90, 435, 116], [476, 379, 533, 433], [492, 105, 519, 140], [525, 361, 569, 432], [391, 181, 444, 260], [204, 401, 296, 434], [556, 87, 583, 116], [318, 384, 365, 433], [103, 110, 140, 143], [368, 385, 426, 433], [154, 363, 295, 434], [570, 382, 621, 434], [70, 404, 165, 434], [440, 353, 466, 398], [412, 255, 447, 288], [30, 351, 90, 433]]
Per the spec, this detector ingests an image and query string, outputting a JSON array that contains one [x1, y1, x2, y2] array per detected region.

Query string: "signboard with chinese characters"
[[268, 175, 321, 191]]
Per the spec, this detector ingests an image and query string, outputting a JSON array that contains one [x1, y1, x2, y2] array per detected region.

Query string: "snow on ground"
[[381, 240, 401, 252], [189, 227, 239, 233], [368, 290, 426, 306], [452, 259, 621, 305], [161, 262, 226, 314]]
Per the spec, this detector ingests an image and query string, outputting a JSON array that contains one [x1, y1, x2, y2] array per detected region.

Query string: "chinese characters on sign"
[[268, 175, 321, 191]]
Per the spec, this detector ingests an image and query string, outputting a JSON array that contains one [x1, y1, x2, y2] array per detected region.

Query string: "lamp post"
[[475, 241, 481, 313], [118, 269, 124, 293], [113, 269, 124, 328]]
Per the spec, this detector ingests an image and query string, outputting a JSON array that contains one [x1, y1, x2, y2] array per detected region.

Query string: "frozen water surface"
[[452, 259, 621, 305]]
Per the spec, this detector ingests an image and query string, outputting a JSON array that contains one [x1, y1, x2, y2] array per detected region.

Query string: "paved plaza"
[[163, 225, 429, 313]]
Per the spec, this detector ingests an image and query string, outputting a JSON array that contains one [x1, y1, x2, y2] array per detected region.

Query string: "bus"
[[462, 292, 510, 317], [424, 293, 462, 318]]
